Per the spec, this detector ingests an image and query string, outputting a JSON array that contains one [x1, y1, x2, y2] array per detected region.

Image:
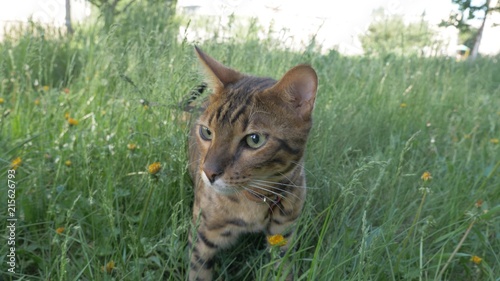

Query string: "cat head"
[[193, 46, 318, 195]]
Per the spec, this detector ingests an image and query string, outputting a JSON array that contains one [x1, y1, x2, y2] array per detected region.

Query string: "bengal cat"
[[188, 46, 318, 281]]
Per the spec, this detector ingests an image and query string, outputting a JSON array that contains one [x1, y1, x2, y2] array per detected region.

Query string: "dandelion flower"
[[475, 199, 483, 208], [127, 143, 137, 151], [470, 255, 482, 265], [490, 138, 499, 144], [421, 171, 432, 181], [65, 160, 72, 167], [101, 260, 115, 273], [56, 227, 65, 234], [68, 118, 79, 126], [11, 157, 22, 170], [267, 234, 287, 247], [148, 162, 161, 174], [42, 85, 50, 91], [34, 99, 40, 105], [0, 97, 4, 104], [400, 103, 407, 108]]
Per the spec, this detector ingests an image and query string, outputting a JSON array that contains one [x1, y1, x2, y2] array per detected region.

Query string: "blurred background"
[[1, 0, 499, 58]]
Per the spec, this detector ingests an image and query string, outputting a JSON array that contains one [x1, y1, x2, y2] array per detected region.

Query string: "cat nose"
[[203, 165, 223, 184]]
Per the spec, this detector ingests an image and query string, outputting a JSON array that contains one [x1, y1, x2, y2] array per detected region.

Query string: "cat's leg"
[[188, 216, 239, 281], [188, 226, 216, 281]]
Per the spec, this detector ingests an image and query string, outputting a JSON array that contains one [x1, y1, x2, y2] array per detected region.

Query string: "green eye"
[[199, 126, 213, 140], [246, 133, 267, 148]]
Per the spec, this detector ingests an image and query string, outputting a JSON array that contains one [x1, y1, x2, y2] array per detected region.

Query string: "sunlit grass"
[[0, 5, 499, 280]]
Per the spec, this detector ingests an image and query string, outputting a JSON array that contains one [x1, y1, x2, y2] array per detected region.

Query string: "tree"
[[87, 0, 178, 31], [65, 0, 74, 35], [87, 0, 138, 30], [440, 0, 500, 60], [360, 9, 436, 56]]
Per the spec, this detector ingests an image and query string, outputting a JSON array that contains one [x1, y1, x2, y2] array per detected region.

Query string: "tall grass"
[[1, 4, 499, 280]]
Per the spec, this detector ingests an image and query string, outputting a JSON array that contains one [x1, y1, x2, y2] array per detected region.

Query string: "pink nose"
[[203, 165, 223, 184]]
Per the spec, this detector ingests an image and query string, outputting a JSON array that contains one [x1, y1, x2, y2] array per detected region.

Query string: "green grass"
[[1, 4, 499, 281]]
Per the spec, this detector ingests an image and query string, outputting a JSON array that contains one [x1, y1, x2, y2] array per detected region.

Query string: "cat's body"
[[188, 47, 317, 281]]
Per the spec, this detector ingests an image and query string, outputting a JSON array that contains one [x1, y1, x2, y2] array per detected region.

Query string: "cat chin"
[[201, 172, 237, 195]]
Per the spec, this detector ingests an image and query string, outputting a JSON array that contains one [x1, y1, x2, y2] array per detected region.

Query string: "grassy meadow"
[[1, 4, 499, 281]]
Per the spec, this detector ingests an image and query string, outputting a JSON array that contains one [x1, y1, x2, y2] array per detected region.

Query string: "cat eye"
[[199, 126, 213, 140], [245, 133, 267, 148]]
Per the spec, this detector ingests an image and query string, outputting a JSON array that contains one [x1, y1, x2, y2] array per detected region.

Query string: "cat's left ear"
[[271, 65, 318, 120], [195, 46, 243, 92]]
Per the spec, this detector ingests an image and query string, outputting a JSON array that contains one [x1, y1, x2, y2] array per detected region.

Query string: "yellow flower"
[[267, 234, 287, 247], [68, 118, 79, 126], [11, 157, 22, 170], [400, 103, 407, 108], [0, 97, 4, 104], [421, 171, 432, 181], [64, 112, 70, 120], [127, 143, 137, 151], [475, 199, 483, 208], [42, 85, 49, 91], [56, 227, 65, 234], [148, 162, 161, 174], [490, 138, 499, 144], [34, 99, 40, 105], [101, 260, 115, 273], [470, 255, 482, 265], [65, 160, 72, 167]]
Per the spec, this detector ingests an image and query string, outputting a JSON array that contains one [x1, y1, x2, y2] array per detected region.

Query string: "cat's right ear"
[[195, 46, 243, 91], [270, 64, 318, 121]]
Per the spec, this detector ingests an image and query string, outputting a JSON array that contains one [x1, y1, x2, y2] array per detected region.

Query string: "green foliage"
[[1, 6, 499, 281], [87, 0, 177, 30], [440, 0, 500, 47], [360, 10, 436, 56], [459, 27, 480, 48], [440, 0, 500, 32], [0, 21, 84, 90]]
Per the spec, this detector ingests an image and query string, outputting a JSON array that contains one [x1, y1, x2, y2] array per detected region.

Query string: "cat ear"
[[271, 65, 318, 120], [195, 46, 243, 91]]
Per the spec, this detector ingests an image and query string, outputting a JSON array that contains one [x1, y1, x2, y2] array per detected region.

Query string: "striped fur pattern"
[[188, 47, 317, 281]]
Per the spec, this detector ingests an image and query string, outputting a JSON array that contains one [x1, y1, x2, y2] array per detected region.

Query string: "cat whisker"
[[247, 183, 284, 199], [251, 181, 305, 203], [280, 170, 319, 189], [290, 160, 316, 179], [245, 185, 287, 215], [253, 179, 300, 188], [253, 178, 318, 190], [186, 158, 200, 168], [241, 186, 274, 209], [249, 181, 301, 201]]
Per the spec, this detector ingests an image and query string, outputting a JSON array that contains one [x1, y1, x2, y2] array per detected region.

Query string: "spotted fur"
[[188, 46, 318, 281]]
